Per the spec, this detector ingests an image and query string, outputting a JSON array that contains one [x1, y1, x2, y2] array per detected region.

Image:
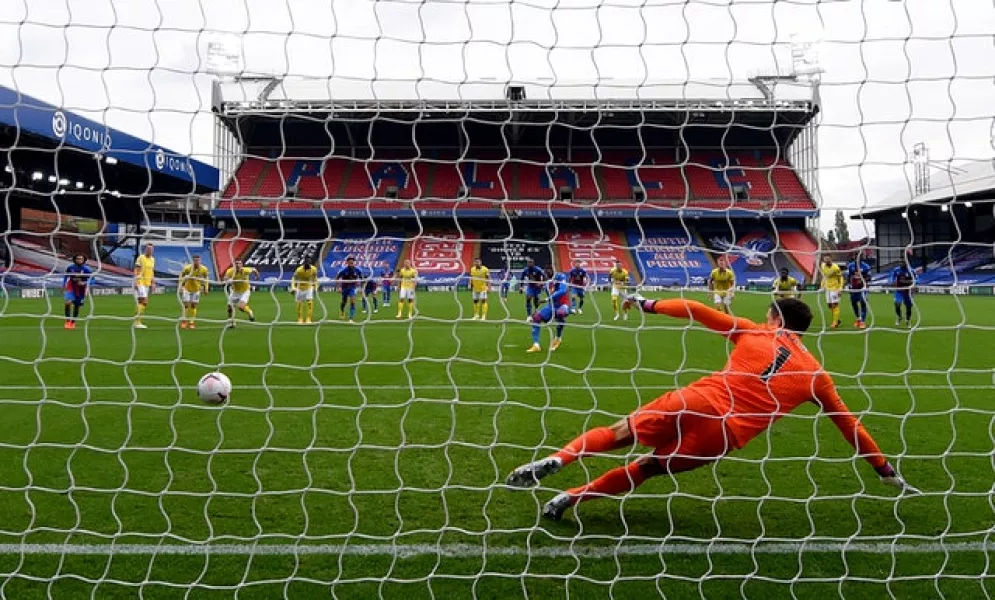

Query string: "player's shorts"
[[572, 287, 585, 298], [472, 291, 488, 301], [181, 290, 201, 304], [628, 389, 736, 470], [229, 291, 250, 306], [341, 288, 357, 299], [825, 290, 841, 304], [295, 289, 314, 302], [894, 290, 913, 304], [399, 287, 415, 300], [712, 292, 732, 306], [849, 289, 868, 302], [525, 287, 542, 298], [64, 291, 84, 305], [135, 285, 149, 300], [611, 286, 623, 298], [532, 304, 570, 324], [364, 286, 377, 296]]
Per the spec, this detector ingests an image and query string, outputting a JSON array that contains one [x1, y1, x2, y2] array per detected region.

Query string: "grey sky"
[[1, 0, 993, 235]]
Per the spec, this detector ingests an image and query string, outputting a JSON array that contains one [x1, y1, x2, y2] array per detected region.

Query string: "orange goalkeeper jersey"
[[648, 299, 888, 469]]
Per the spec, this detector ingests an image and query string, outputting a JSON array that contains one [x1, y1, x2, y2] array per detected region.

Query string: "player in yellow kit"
[[396, 259, 418, 320], [133, 243, 155, 329], [179, 254, 210, 329], [468, 258, 490, 320], [708, 255, 736, 314], [223, 260, 258, 327], [771, 267, 799, 299], [608, 260, 630, 321], [291, 258, 319, 324], [819, 255, 844, 329]]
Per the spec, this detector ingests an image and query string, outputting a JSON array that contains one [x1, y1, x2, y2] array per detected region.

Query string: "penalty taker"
[[506, 294, 920, 521]]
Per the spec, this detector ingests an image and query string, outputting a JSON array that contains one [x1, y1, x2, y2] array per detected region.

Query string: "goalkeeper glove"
[[623, 292, 647, 312], [876, 463, 922, 495]]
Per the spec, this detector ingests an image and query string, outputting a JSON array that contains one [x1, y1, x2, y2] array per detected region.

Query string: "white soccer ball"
[[197, 372, 232, 404]]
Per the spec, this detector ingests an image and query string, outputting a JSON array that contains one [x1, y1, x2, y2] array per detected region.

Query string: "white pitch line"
[[0, 541, 990, 558]]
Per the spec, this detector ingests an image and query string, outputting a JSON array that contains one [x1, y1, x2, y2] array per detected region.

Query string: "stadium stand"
[[554, 231, 637, 286]]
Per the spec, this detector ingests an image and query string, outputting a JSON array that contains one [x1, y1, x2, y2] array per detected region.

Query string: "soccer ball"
[[197, 372, 231, 404]]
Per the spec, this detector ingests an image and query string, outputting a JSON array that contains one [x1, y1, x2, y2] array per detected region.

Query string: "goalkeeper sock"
[[307, 300, 314, 321], [553, 426, 625, 467], [565, 461, 647, 505], [482, 301, 487, 318]]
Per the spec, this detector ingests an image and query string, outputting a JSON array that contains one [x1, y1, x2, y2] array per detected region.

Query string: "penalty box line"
[[0, 541, 990, 558]]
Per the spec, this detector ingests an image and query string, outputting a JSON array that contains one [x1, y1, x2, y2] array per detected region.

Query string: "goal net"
[[1, 1, 994, 598]]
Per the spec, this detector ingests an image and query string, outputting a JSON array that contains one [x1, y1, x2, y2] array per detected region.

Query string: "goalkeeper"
[[506, 293, 920, 521]]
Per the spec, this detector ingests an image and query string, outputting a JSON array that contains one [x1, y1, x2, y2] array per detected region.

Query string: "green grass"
[[0, 289, 993, 599]]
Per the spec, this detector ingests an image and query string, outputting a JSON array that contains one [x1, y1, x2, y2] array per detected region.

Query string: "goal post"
[[1, 1, 994, 598]]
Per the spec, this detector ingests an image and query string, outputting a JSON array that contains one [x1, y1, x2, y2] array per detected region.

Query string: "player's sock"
[[372, 297, 378, 311], [894, 302, 902, 319], [611, 297, 618, 315], [905, 303, 913, 321], [408, 300, 414, 318], [482, 301, 488, 318], [73, 305, 80, 320], [579, 297, 584, 310], [553, 426, 625, 467], [297, 303, 303, 321], [190, 307, 197, 323], [472, 301, 478, 318], [64, 304, 71, 320], [349, 303, 356, 320], [850, 297, 860, 320], [307, 301, 314, 321], [555, 322, 564, 338], [564, 461, 647, 506], [531, 324, 541, 345], [831, 306, 840, 326], [136, 304, 146, 324], [860, 302, 868, 322]]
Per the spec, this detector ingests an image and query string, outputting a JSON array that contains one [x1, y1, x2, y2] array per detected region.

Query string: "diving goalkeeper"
[[506, 294, 920, 521]]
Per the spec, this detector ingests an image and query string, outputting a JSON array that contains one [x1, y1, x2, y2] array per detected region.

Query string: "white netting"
[[1, 0, 994, 598]]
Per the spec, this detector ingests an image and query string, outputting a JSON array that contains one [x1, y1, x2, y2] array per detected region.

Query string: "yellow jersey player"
[[291, 258, 319, 324], [179, 254, 210, 329], [708, 256, 736, 314], [469, 258, 490, 320], [396, 259, 418, 320], [223, 260, 258, 327], [771, 268, 799, 299], [133, 243, 155, 329], [608, 260, 630, 321], [819, 255, 844, 329]]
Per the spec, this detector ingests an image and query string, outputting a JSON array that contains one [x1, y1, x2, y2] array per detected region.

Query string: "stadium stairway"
[[213, 231, 257, 276], [779, 229, 819, 279]]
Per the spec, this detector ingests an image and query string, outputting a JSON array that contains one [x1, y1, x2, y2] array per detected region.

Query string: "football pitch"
[[0, 290, 992, 599]]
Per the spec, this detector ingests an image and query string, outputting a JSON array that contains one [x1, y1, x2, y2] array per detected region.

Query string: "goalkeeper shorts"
[[628, 389, 735, 469]]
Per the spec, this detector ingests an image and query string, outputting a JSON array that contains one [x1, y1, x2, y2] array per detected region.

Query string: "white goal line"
[[0, 541, 990, 558]]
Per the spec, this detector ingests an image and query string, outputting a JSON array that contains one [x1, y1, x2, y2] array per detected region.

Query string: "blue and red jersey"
[[548, 279, 570, 308], [336, 266, 362, 291], [568, 267, 588, 288], [521, 265, 545, 292], [64, 264, 92, 296]]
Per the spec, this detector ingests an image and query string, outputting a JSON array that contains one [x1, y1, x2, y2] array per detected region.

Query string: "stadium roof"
[[854, 159, 995, 219], [213, 76, 818, 115], [0, 86, 218, 191]]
